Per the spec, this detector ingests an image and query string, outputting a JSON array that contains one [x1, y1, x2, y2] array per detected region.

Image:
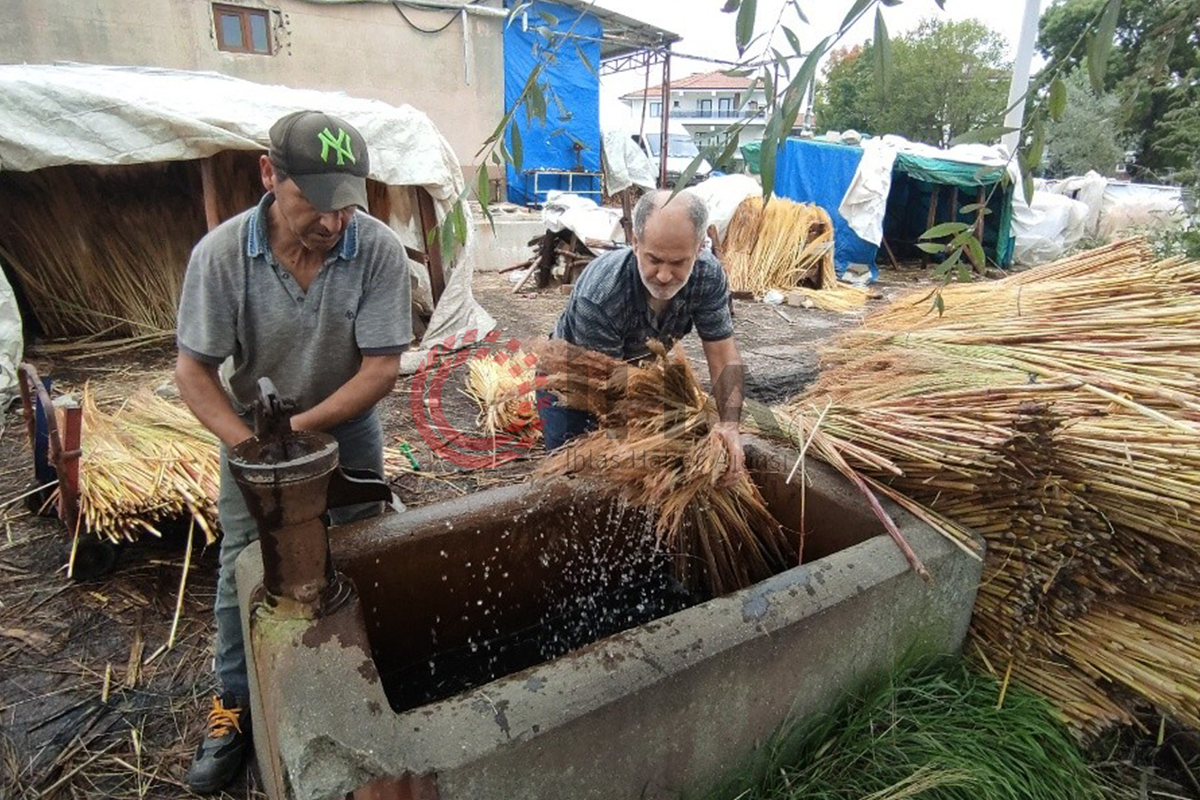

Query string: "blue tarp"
[[503, 1, 602, 206], [774, 138, 879, 279]]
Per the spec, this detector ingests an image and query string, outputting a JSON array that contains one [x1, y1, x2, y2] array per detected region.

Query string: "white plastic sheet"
[[686, 175, 760, 240], [0, 63, 495, 364], [0, 266, 22, 408], [1011, 190, 1089, 266], [601, 130, 656, 195], [541, 191, 623, 243]]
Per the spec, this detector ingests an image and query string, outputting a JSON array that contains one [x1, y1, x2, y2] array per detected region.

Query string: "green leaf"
[[960, 202, 992, 215], [476, 165, 491, 208], [880, 0, 903, 5], [736, 0, 757, 55], [722, 0, 740, 11], [968, 235, 986, 269], [782, 34, 830, 114], [789, 0, 808, 24], [575, 44, 596, 77], [933, 293, 945, 316], [1022, 116, 1045, 172], [840, 0, 873, 33], [917, 242, 946, 254], [670, 151, 710, 194], [920, 221, 970, 240], [782, 25, 803, 55], [759, 109, 784, 199], [762, 66, 775, 108], [1048, 75, 1067, 122], [1088, 0, 1121, 93], [949, 126, 1018, 146], [772, 48, 792, 79], [722, 67, 756, 78], [716, 128, 743, 168], [510, 122, 523, 172], [873, 7, 891, 101], [506, 2, 531, 28], [537, 11, 558, 26]]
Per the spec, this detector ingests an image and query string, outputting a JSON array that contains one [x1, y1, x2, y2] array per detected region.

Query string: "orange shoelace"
[[207, 695, 244, 738]]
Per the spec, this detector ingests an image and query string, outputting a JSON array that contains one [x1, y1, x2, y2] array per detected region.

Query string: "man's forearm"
[[703, 338, 745, 424], [175, 354, 254, 449], [290, 355, 401, 433]]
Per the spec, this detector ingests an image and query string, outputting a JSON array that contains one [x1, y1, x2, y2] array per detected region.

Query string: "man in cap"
[[175, 111, 411, 792], [540, 189, 746, 486]]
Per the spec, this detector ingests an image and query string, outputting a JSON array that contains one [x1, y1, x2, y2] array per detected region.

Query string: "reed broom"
[[535, 339, 795, 596], [770, 238, 1200, 734]]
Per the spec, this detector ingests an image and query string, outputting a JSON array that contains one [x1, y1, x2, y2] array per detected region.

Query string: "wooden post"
[[923, 184, 940, 268], [58, 404, 82, 537], [199, 157, 221, 231], [415, 187, 446, 307], [974, 186, 987, 269], [658, 47, 672, 189], [620, 188, 634, 244]]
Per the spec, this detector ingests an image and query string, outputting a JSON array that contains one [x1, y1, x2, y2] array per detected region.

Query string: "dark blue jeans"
[[537, 389, 596, 450]]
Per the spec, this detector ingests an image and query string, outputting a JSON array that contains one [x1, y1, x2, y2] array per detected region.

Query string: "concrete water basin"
[[236, 435, 982, 800]]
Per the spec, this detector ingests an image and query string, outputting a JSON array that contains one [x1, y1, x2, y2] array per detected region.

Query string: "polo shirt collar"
[[245, 192, 360, 262]]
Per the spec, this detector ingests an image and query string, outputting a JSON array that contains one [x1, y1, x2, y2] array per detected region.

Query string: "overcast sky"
[[594, 0, 1043, 100]]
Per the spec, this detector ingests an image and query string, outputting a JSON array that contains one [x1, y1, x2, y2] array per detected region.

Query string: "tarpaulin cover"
[[0, 63, 495, 366], [503, 1, 602, 205], [892, 152, 1007, 188], [774, 139, 879, 277], [740, 140, 762, 174]]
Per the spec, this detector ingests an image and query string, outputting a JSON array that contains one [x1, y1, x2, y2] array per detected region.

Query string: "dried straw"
[[462, 349, 541, 439], [771, 238, 1200, 733], [535, 339, 795, 596], [58, 387, 220, 546]]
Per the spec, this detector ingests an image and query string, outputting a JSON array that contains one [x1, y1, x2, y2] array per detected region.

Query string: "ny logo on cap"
[[318, 127, 357, 166]]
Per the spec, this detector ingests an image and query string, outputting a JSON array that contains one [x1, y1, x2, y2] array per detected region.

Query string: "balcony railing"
[[671, 109, 756, 119]]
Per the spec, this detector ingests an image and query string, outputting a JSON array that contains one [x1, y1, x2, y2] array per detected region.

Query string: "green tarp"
[[892, 152, 1007, 188]]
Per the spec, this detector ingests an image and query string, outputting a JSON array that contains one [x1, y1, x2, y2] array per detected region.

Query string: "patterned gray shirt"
[[176, 193, 411, 413], [553, 247, 734, 361]]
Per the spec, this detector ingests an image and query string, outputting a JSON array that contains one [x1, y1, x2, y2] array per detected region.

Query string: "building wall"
[[627, 90, 769, 146], [1, 0, 505, 176]]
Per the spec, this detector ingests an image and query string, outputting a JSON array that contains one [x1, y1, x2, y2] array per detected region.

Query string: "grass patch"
[[698, 659, 1101, 800]]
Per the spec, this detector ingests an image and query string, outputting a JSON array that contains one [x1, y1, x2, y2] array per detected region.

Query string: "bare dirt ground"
[[5, 265, 1188, 799]]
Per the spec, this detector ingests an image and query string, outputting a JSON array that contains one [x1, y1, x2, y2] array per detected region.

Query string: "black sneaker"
[[184, 693, 251, 793]]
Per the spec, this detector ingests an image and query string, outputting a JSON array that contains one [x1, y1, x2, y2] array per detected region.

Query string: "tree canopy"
[[813, 19, 1010, 148], [1044, 67, 1128, 178], [1036, 0, 1200, 181]]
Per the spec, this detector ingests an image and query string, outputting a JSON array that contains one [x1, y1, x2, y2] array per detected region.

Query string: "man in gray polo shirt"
[[175, 111, 410, 793]]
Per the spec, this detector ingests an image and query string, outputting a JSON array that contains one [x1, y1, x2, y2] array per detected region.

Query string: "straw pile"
[[0, 164, 209, 344], [722, 196, 869, 311], [771, 238, 1200, 734], [535, 339, 795, 596], [59, 387, 220, 545], [463, 348, 541, 440]]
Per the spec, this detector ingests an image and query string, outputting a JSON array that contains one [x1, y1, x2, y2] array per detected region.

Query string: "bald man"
[[540, 189, 745, 486]]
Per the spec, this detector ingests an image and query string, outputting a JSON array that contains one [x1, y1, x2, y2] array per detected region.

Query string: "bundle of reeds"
[[535, 339, 795, 596], [721, 195, 869, 311], [722, 196, 834, 295], [463, 349, 541, 439], [58, 387, 220, 545], [770, 238, 1200, 733]]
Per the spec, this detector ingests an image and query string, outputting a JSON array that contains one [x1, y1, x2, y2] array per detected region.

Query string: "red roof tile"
[[620, 70, 754, 100]]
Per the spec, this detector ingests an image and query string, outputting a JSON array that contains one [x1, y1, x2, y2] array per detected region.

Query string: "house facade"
[[622, 69, 814, 151], [0, 0, 507, 181]]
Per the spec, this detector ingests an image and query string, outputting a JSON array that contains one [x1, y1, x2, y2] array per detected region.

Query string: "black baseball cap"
[[268, 110, 370, 212]]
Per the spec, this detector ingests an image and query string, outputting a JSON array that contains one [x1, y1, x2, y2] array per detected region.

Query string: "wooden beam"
[[923, 184, 940, 268], [199, 157, 221, 231], [414, 187, 446, 307]]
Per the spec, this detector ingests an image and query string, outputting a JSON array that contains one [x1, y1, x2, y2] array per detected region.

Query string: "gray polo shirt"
[[177, 193, 411, 413]]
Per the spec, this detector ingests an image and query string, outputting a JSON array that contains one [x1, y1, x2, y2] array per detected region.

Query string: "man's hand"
[[711, 420, 745, 488]]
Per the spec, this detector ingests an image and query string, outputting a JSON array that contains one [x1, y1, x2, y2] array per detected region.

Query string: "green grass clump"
[[700, 659, 1101, 800]]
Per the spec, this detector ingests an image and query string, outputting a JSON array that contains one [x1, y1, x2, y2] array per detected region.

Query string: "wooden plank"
[[923, 184, 940, 268], [199, 157, 221, 231], [414, 188, 446, 306]]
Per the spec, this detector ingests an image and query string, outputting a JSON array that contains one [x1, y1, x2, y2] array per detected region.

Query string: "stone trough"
[[235, 434, 983, 800]]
